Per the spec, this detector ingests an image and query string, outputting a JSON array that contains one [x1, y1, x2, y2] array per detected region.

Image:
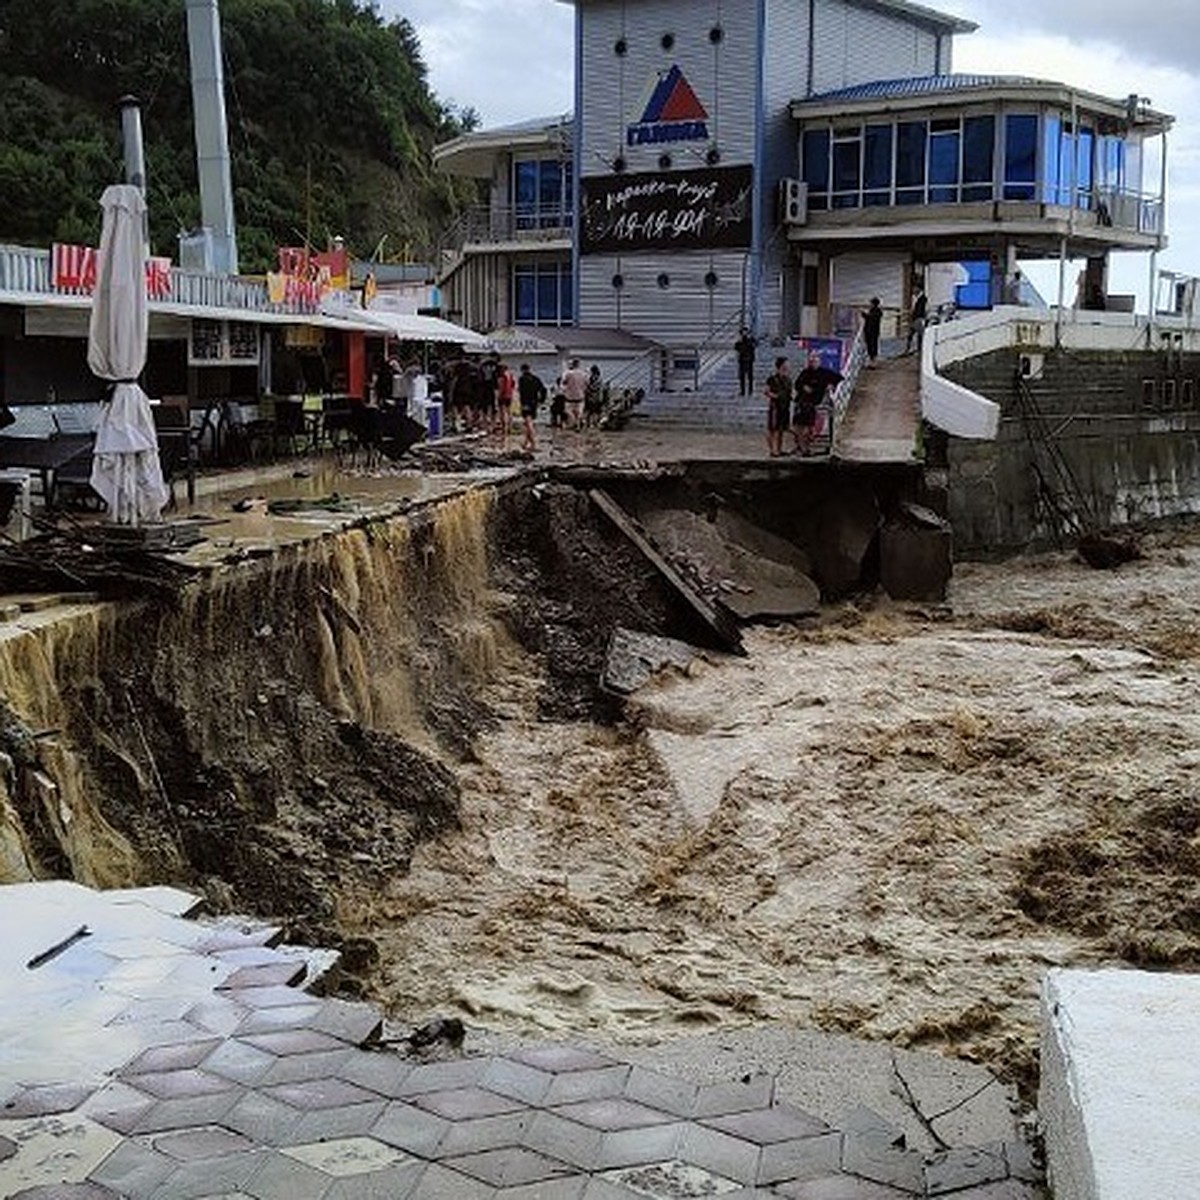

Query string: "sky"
[[384, 0, 1200, 309]]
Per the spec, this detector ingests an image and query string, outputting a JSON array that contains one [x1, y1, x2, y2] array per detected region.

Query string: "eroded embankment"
[[0, 480, 714, 979]]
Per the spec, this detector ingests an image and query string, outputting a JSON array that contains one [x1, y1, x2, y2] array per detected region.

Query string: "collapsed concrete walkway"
[[0, 883, 1042, 1199]]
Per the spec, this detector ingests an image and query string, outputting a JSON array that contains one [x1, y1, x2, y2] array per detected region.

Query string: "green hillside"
[[0, 0, 478, 270]]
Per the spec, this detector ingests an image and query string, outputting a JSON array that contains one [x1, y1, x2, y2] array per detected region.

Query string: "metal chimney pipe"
[[185, 0, 239, 275], [117, 95, 146, 194]]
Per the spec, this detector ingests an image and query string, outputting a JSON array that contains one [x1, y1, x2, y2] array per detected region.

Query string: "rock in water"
[[1077, 531, 1141, 569]]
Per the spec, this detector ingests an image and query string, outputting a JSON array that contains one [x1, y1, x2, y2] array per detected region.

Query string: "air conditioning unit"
[[780, 179, 808, 226]]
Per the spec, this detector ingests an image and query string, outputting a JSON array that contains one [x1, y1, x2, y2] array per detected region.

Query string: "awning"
[[356, 308, 492, 351]]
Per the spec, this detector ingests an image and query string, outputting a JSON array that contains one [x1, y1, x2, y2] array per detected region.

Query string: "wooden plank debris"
[[588, 488, 743, 654]]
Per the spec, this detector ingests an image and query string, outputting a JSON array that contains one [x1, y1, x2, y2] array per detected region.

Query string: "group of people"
[[763, 351, 843, 458], [402, 353, 615, 453]]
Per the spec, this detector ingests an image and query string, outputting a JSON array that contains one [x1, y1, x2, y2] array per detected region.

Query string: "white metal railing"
[[827, 327, 867, 448], [0, 242, 323, 315]]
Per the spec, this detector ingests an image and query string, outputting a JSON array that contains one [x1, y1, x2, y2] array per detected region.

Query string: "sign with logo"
[[581, 165, 753, 254], [797, 337, 845, 373], [627, 66, 710, 147]]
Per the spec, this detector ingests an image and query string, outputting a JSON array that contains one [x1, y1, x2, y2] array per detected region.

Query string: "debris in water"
[[1077, 530, 1142, 569], [397, 1016, 466, 1053]]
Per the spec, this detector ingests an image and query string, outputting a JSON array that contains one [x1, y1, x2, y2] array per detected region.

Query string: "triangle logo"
[[640, 66, 709, 123], [627, 65, 711, 149]]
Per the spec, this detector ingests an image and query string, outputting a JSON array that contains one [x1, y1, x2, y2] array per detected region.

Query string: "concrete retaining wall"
[[941, 344, 1200, 554]]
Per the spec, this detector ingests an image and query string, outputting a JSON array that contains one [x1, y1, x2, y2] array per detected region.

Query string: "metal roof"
[[554, 0, 975, 33], [806, 74, 1035, 102], [794, 74, 1174, 131]]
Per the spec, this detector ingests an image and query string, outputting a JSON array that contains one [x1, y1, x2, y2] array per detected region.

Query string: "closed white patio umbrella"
[[88, 184, 169, 525]]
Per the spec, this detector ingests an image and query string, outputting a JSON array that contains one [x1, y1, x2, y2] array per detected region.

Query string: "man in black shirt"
[[793, 351, 843, 456], [735, 327, 757, 397], [763, 356, 792, 458]]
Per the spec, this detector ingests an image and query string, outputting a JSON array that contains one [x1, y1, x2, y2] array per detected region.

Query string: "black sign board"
[[580, 165, 754, 254]]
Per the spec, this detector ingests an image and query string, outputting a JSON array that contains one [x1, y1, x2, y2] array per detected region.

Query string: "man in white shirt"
[[559, 358, 588, 431]]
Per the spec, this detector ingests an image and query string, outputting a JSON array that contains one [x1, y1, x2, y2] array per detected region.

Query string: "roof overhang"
[[355, 307, 493, 351], [2, 290, 390, 338], [793, 79, 1173, 135], [433, 117, 572, 179], [556, 0, 974, 34]]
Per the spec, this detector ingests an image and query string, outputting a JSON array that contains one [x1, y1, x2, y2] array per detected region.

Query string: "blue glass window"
[[514, 159, 571, 229], [962, 116, 994, 201], [1044, 115, 1065, 204], [513, 262, 572, 325], [863, 124, 892, 205], [1004, 114, 1038, 200], [832, 128, 861, 209], [802, 129, 830, 210], [929, 119, 960, 202], [895, 121, 926, 205], [1076, 126, 1094, 208]]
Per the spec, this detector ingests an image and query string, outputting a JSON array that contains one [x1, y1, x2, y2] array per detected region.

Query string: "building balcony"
[[445, 205, 574, 255], [787, 187, 1164, 256]]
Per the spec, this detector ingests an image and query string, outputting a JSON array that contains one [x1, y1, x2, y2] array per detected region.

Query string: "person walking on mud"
[[517, 363, 546, 453], [559, 358, 588, 431], [764, 356, 792, 458]]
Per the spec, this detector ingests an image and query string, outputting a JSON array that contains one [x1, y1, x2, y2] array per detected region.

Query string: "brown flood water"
[[352, 519, 1200, 1091]]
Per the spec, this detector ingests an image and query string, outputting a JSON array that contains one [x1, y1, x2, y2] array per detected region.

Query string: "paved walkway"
[[834, 355, 921, 464], [0, 883, 1043, 1199]]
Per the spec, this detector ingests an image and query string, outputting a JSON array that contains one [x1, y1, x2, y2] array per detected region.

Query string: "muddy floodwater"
[[349, 519, 1200, 1094]]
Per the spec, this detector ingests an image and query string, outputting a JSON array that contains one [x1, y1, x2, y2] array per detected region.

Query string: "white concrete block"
[[1040, 967, 1200, 1200]]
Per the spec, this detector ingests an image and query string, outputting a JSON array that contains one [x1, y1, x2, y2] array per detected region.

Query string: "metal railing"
[[0, 242, 324, 315], [442, 204, 573, 252], [828, 326, 867, 450]]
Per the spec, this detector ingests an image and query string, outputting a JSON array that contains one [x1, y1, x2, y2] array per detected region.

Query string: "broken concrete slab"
[[811, 488, 882, 598], [639, 508, 821, 623], [602, 628, 700, 696], [589, 490, 743, 653], [880, 505, 953, 602]]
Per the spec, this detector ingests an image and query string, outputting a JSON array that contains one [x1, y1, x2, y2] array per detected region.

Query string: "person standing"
[[517, 363, 546, 453], [734, 326, 757, 397], [559, 358, 588, 430], [496, 360, 517, 436], [862, 297, 883, 364], [793, 350, 843, 456], [907, 288, 927, 355], [584, 364, 604, 428], [763, 356, 792, 458]]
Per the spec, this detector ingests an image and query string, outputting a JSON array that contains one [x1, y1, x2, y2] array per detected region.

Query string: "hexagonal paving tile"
[[280, 1136, 410, 1177], [600, 1158, 742, 1197]]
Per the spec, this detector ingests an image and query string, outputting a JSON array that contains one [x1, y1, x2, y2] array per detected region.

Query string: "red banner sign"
[[52, 243, 173, 299]]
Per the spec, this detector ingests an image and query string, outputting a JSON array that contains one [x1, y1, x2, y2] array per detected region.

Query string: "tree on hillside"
[[0, 0, 478, 269]]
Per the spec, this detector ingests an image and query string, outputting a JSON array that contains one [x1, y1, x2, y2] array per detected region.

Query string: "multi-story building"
[[433, 0, 1170, 383]]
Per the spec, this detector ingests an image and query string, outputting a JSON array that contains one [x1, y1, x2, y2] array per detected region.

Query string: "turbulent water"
[[357, 520, 1200, 1091]]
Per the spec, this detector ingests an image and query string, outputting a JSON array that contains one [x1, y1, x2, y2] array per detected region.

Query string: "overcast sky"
[[384, 0, 1200, 305]]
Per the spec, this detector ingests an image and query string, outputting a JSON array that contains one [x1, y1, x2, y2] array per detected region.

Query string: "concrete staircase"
[[628, 340, 921, 461], [628, 354, 764, 431]]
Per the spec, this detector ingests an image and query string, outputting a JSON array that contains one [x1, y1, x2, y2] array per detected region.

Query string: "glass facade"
[[512, 261, 573, 325], [800, 108, 1145, 215], [514, 159, 573, 229]]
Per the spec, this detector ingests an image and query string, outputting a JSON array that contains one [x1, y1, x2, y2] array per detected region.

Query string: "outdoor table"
[[0, 434, 95, 508]]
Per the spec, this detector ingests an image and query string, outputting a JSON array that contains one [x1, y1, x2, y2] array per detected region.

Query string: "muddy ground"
[[344, 515, 1200, 1098]]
